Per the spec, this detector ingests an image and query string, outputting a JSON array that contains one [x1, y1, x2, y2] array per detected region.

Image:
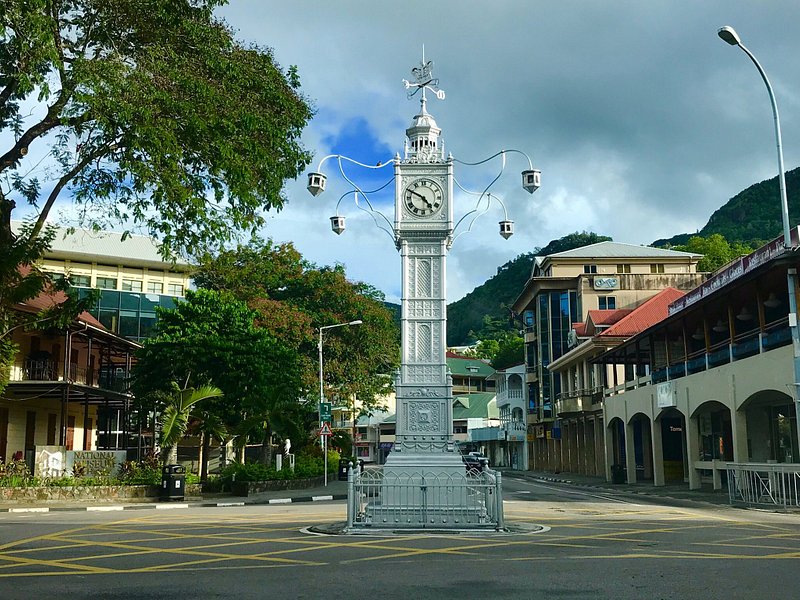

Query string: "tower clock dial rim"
[[403, 178, 444, 217]]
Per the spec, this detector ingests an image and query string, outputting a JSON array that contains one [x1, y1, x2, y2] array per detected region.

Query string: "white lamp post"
[[718, 25, 800, 458], [318, 319, 362, 486]]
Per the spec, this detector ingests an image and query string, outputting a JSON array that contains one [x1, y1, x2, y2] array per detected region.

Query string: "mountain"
[[440, 168, 800, 346], [446, 232, 612, 346], [653, 167, 800, 247]]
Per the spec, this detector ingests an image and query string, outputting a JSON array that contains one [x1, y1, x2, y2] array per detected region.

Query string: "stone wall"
[[231, 476, 325, 497], [0, 483, 202, 504]]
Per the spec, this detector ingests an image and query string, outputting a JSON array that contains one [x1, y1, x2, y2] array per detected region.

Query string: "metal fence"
[[727, 462, 800, 509], [346, 466, 504, 530]]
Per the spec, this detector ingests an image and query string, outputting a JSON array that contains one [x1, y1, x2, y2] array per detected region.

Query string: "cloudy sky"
[[213, 1, 800, 303], [12, 2, 799, 304]]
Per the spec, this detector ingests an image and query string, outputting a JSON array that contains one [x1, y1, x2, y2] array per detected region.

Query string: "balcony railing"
[[607, 324, 793, 397], [10, 359, 129, 392]]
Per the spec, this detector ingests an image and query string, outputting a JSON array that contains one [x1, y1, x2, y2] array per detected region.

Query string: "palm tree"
[[159, 381, 223, 466]]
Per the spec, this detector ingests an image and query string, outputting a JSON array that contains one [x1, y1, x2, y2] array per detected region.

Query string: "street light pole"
[[318, 319, 363, 486], [718, 25, 800, 460]]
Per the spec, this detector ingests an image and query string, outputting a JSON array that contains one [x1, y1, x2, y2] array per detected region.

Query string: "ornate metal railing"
[[727, 462, 800, 509], [346, 465, 504, 530]]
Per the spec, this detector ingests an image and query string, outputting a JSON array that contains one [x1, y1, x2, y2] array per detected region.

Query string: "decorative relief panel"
[[407, 400, 441, 432], [404, 365, 442, 383], [416, 259, 432, 296], [407, 300, 441, 319], [417, 323, 432, 361]]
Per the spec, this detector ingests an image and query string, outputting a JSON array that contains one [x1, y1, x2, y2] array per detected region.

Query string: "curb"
[[3, 493, 349, 514]]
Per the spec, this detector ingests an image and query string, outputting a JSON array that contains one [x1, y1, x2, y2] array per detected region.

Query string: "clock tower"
[[383, 81, 463, 476]]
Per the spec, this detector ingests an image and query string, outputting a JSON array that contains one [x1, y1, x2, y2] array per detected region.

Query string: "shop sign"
[[66, 450, 127, 477], [657, 381, 676, 408], [379, 442, 394, 450]]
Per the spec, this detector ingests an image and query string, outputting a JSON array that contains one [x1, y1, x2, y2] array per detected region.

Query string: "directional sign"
[[319, 402, 332, 423], [319, 423, 333, 436]]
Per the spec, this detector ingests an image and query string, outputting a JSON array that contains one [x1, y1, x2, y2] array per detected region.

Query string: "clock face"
[[404, 178, 444, 217]]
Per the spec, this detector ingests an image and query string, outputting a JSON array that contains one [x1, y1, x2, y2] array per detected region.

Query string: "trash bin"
[[161, 464, 186, 500], [338, 458, 351, 481], [611, 464, 625, 484]]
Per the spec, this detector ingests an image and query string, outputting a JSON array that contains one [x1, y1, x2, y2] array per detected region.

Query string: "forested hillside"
[[446, 232, 612, 345], [653, 167, 800, 248]]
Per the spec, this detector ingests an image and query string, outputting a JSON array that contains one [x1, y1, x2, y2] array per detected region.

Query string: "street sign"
[[319, 423, 333, 436], [319, 402, 332, 423]]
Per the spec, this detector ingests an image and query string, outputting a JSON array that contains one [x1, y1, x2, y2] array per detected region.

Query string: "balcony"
[[8, 359, 130, 393]]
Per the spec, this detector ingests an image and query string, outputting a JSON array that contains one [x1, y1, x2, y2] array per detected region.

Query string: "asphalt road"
[[1, 478, 799, 599]]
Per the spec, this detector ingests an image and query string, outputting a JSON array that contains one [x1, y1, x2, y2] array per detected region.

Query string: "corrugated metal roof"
[[452, 392, 497, 420], [599, 288, 685, 337], [12, 221, 191, 270], [546, 241, 701, 259], [447, 352, 496, 377]]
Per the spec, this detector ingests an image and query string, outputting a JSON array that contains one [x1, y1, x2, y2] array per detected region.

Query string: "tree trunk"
[[200, 432, 210, 482]]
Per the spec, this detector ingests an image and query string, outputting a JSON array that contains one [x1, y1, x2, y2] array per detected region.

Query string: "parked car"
[[462, 453, 489, 474]]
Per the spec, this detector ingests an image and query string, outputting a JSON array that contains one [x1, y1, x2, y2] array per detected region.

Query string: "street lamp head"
[[348, 320, 363, 326], [718, 26, 741, 46]]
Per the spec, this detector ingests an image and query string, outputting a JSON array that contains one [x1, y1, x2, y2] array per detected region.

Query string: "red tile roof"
[[587, 309, 632, 327], [599, 288, 685, 338], [18, 289, 105, 330], [572, 323, 587, 337]]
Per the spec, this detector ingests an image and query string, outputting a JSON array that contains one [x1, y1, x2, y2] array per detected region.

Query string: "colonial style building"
[[512, 241, 707, 471], [599, 232, 800, 490], [13, 222, 192, 343], [547, 288, 686, 477], [2, 289, 139, 468]]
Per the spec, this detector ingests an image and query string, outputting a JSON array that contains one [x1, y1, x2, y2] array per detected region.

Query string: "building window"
[[68, 274, 91, 287], [96, 277, 117, 289], [122, 279, 142, 292], [167, 283, 184, 296], [583, 264, 597, 274], [616, 264, 631, 274], [147, 281, 164, 294], [599, 296, 616, 310], [453, 425, 467, 434], [650, 263, 665, 274]]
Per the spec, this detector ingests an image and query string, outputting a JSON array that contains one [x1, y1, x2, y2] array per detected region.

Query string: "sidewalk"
[[0, 479, 350, 514], [500, 468, 733, 507]]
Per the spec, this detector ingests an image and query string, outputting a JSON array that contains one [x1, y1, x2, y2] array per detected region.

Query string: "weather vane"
[[402, 47, 445, 100]]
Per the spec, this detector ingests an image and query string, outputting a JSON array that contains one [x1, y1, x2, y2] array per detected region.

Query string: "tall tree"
[[132, 289, 303, 465], [674, 234, 754, 273], [194, 240, 400, 417], [1, 1, 312, 383]]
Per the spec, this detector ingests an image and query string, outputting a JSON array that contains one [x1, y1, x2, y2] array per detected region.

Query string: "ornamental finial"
[[402, 46, 445, 101]]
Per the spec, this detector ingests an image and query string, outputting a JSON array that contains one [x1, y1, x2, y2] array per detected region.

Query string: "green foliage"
[[674, 234, 754, 273], [1, 0, 313, 260], [194, 240, 400, 418], [447, 231, 612, 345], [158, 383, 223, 464], [132, 288, 302, 464], [490, 334, 525, 370], [218, 452, 336, 485]]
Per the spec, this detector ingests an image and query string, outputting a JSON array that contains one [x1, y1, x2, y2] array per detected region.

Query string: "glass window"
[[139, 314, 157, 338], [616, 264, 631, 274], [583, 265, 597, 274], [599, 296, 617, 310], [99, 289, 120, 309], [120, 291, 141, 311], [147, 281, 163, 294], [98, 310, 119, 333], [650, 263, 665, 274], [119, 311, 139, 338], [122, 279, 142, 292], [96, 276, 117, 289], [69, 274, 91, 287], [167, 283, 184, 296]]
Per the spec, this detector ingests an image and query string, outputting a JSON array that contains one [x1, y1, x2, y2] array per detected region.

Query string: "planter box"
[[230, 476, 325, 497], [0, 483, 202, 504]]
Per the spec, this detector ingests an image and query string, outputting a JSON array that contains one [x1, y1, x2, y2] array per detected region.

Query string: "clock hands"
[[409, 189, 433, 208]]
